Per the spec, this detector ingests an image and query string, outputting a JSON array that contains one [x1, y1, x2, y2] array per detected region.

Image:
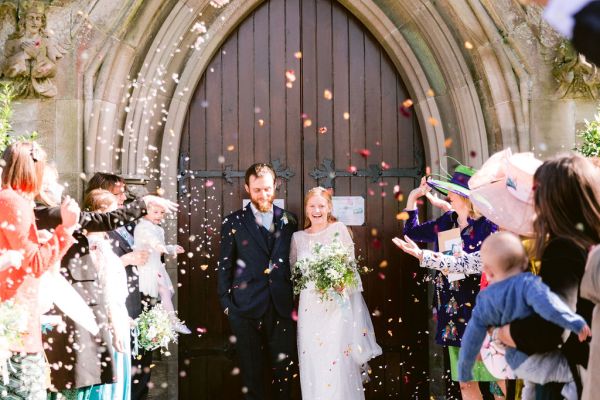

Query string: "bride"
[[290, 187, 382, 400]]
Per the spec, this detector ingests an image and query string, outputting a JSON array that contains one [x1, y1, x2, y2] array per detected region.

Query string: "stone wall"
[[2, 0, 599, 398]]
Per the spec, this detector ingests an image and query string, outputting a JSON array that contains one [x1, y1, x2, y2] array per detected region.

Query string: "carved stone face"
[[25, 12, 43, 36]]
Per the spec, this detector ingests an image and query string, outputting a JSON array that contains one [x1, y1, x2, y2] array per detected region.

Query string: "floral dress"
[[403, 210, 496, 347]]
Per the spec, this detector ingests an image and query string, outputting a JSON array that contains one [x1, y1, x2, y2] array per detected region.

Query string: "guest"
[[85, 173, 153, 400], [0, 141, 78, 400], [402, 165, 500, 399], [495, 154, 600, 399], [133, 201, 189, 333], [37, 169, 176, 397], [86, 189, 132, 400], [458, 233, 590, 400], [580, 245, 600, 400]]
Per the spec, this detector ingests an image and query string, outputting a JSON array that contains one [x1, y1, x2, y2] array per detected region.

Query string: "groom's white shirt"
[[250, 202, 274, 230]]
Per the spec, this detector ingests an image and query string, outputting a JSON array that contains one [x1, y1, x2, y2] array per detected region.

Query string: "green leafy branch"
[[574, 107, 600, 157]]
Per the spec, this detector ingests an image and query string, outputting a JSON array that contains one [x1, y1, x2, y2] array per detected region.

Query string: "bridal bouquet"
[[292, 235, 360, 301], [133, 304, 178, 355], [0, 300, 27, 382]]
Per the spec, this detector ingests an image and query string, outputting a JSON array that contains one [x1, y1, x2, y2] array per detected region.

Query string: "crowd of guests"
[[393, 149, 600, 400], [1, 138, 600, 400], [0, 141, 186, 400]]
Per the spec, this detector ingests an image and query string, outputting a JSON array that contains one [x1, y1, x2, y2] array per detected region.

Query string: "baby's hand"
[[578, 324, 592, 342]]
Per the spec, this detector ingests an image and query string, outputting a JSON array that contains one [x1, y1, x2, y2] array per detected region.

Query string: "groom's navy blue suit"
[[218, 203, 297, 400]]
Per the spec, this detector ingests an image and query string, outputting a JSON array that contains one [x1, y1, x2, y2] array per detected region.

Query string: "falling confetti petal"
[[428, 117, 439, 126], [343, 112, 350, 120], [358, 149, 371, 158], [294, 51, 302, 59], [318, 126, 328, 134], [303, 119, 312, 128], [227, 145, 235, 151], [396, 211, 409, 220], [464, 41, 474, 49], [347, 165, 357, 174], [379, 260, 388, 268], [444, 138, 453, 148], [427, 89, 435, 97], [323, 89, 333, 100], [381, 161, 390, 170]]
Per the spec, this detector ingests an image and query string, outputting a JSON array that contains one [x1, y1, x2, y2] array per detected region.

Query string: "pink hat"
[[469, 150, 543, 237]]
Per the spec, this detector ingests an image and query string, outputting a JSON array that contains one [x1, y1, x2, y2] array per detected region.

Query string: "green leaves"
[[0, 82, 38, 154], [575, 108, 600, 157]]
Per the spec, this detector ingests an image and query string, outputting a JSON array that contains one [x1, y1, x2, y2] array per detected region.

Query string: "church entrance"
[[176, 0, 429, 398]]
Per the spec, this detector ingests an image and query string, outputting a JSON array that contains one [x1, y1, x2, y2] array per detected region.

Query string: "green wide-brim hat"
[[427, 165, 476, 198]]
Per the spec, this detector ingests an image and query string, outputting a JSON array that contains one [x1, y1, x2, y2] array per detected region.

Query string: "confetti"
[[285, 70, 296, 83], [428, 117, 439, 126], [303, 119, 312, 128], [444, 138, 453, 148], [347, 165, 357, 174], [258, 119, 265, 127], [205, 180, 214, 187], [378, 272, 386, 280], [318, 126, 328, 134], [343, 112, 350, 120], [381, 161, 390, 170], [396, 211, 409, 220], [323, 89, 333, 100], [464, 41, 474, 50], [358, 149, 371, 158], [200, 264, 208, 271], [227, 145, 235, 151], [379, 260, 388, 268], [294, 51, 302, 59], [399, 106, 411, 118], [427, 88, 435, 97]]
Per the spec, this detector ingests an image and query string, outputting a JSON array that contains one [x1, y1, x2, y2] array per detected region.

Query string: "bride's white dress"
[[290, 222, 382, 400]]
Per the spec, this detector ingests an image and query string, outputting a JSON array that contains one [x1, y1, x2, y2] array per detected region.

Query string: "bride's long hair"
[[304, 186, 337, 229]]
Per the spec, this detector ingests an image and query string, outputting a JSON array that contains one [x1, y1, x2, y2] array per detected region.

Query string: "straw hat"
[[469, 150, 542, 237]]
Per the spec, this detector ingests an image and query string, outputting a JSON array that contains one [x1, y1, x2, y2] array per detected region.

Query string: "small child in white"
[[458, 232, 591, 400], [134, 202, 191, 334]]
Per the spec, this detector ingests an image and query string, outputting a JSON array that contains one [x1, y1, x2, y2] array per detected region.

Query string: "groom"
[[218, 163, 298, 400]]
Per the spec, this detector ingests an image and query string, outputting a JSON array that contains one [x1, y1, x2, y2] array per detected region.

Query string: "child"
[[134, 201, 191, 334], [458, 232, 591, 400]]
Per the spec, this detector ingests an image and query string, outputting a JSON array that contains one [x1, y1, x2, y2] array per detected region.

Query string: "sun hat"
[[427, 165, 476, 198], [469, 149, 542, 237]]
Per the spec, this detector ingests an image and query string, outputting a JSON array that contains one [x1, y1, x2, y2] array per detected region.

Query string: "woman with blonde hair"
[[0, 141, 79, 400], [402, 166, 499, 399], [291, 187, 381, 399]]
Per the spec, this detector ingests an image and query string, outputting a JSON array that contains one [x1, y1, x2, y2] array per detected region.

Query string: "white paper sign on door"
[[332, 196, 365, 226]]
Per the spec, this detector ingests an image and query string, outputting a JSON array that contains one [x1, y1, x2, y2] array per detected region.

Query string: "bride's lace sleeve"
[[290, 234, 298, 267], [336, 223, 356, 259]]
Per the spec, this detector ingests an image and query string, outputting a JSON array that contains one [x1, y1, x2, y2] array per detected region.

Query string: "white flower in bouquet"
[[133, 304, 179, 354], [292, 233, 364, 301]]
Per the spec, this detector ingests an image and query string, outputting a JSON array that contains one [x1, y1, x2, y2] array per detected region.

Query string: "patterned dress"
[[403, 210, 497, 347]]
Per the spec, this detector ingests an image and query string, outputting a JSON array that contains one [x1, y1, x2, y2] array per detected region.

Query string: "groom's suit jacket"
[[218, 203, 298, 319]]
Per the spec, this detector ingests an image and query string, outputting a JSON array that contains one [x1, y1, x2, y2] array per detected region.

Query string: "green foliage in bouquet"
[[0, 82, 39, 154], [134, 304, 178, 354], [575, 107, 600, 157], [292, 233, 362, 301]]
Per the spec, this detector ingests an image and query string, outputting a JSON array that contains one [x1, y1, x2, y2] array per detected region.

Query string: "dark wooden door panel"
[[178, 0, 428, 398]]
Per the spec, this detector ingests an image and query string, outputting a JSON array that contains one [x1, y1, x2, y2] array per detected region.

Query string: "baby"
[[458, 232, 590, 400], [134, 202, 190, 334]]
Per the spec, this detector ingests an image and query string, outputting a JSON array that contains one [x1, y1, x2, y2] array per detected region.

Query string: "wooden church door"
[[177, 0, 429, 398]]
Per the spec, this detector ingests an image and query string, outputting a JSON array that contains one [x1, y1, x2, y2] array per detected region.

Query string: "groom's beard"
[[250, 196, 274, 213]]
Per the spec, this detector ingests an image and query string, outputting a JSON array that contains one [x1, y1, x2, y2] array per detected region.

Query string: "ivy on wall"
[[575, 108, 600, 157], [0, 82, 38, 155]]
